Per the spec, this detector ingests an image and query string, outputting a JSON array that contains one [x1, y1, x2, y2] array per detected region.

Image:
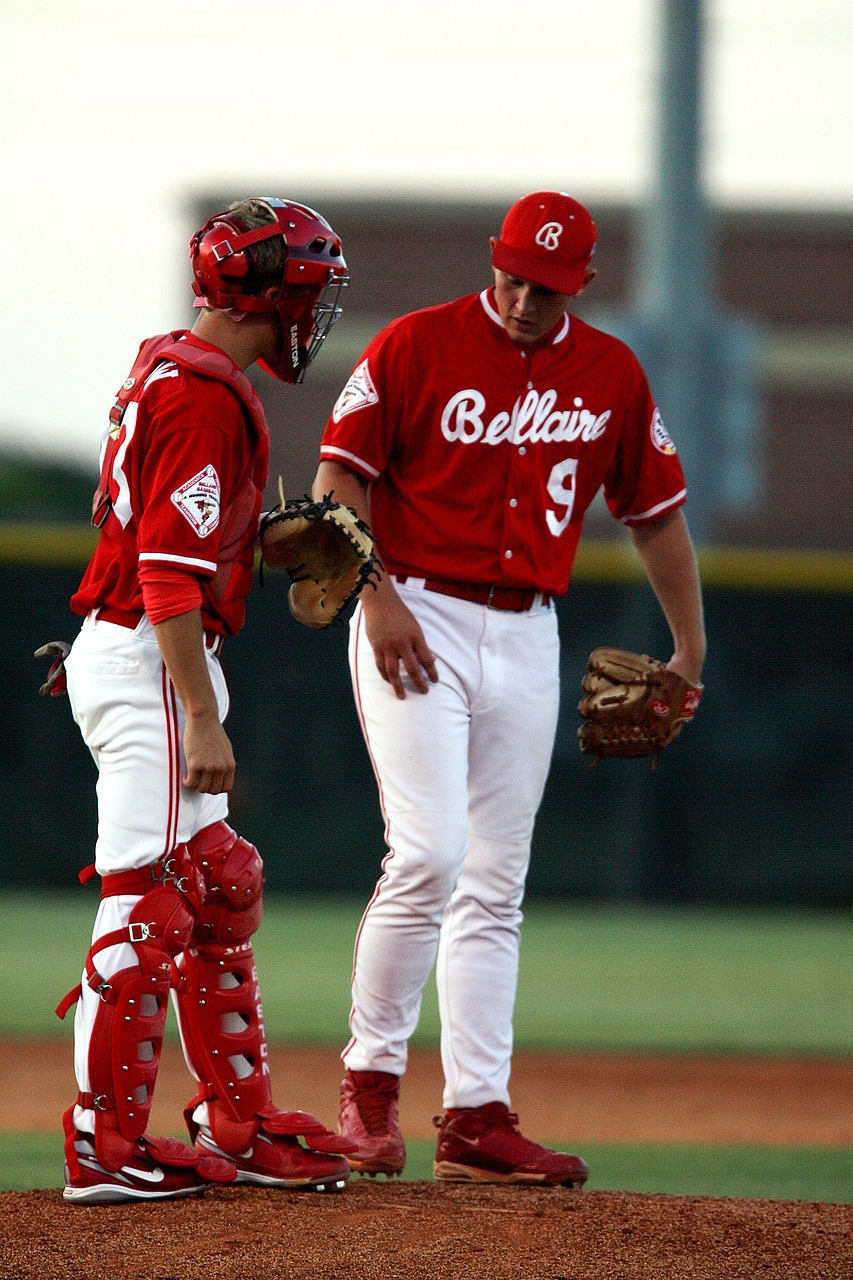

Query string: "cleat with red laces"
[[433, 1102, 589, 1187], [339, 1070, 406, 1176], [62, 1107, 237, 1204]]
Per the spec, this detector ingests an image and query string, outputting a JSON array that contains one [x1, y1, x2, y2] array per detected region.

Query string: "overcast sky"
[[1, 0, 851, 468]]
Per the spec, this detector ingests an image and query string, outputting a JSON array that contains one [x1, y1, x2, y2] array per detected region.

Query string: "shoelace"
[[356, 1082, 398, 1135], [500, 1110, 546, 1149]]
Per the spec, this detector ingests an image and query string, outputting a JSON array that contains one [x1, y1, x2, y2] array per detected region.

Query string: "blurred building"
[[214, 197, 853, 555]]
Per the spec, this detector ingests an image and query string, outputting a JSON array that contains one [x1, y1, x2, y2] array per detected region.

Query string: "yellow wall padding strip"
[[570, 539, 853, 594], [2, 522, 852, 593], [0, 522, 99, 566]]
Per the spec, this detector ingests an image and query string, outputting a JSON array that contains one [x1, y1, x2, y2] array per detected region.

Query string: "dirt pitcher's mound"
[[0, 1181, 851, 1280], [2, 1042, 852, 1279]]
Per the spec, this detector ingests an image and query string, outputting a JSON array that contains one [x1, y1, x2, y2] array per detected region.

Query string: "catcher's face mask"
[[189, 197, 348, 383]]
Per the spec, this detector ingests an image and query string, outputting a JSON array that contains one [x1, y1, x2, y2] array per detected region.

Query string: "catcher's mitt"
[[577, 647, 703, 761], [259, 481, 379, 628]]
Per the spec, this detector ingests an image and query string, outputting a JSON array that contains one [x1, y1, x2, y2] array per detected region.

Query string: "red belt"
[[93, 606, 225, 655], [395, 577, 550, 613], [95, 605, 144, 629]]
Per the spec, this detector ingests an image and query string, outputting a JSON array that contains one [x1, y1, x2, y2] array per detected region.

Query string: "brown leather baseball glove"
[[577, 647, 703, 761], [259, 483, 379, 629]]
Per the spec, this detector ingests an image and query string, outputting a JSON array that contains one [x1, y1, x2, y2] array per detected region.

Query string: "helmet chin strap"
[[256, 273, 348, 384], [256, 312, 304, 384]]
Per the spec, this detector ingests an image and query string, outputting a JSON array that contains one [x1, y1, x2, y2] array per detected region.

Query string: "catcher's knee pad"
[[187, 821, 264, 945], [77, 865, 201, 1172]]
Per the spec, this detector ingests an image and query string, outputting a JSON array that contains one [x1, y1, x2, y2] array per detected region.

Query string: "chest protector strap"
[[91, 331, 270, 528]]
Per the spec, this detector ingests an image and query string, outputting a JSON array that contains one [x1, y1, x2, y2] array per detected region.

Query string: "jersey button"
[[505, 549, 513, 559], [509, 498, 518, 508], [518, 446, 527, 455]]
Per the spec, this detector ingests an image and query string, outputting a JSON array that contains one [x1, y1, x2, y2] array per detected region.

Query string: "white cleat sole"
[[63, 1183, 209, 1204]]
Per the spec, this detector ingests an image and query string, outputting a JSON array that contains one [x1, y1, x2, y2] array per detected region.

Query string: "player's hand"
[[363, 585, 438, 699], [182, 713, 236, 793]]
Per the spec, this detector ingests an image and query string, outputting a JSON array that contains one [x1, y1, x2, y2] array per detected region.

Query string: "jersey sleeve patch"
[[650, 408, 677, 455], [332, 359, 379, 422], [171, 465, 221, 537]]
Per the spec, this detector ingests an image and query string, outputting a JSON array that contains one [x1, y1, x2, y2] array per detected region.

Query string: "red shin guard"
[[79, 878, 198, 1171], [176, 822, 353, 1161]]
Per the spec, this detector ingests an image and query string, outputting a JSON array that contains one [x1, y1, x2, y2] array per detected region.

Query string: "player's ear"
[[573, 267, 597, 298]]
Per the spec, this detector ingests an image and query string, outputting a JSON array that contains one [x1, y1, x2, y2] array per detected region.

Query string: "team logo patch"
[[171, 465, 220, 537], [651, 408, 676, 455], [333, 359, 379, 422]]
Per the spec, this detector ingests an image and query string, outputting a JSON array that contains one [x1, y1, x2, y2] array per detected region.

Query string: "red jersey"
[[71, 331, 270, 636], [320, 289, 687, 596]]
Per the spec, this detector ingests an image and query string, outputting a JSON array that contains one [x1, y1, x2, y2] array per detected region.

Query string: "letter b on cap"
[[535, 222, 563, 251]]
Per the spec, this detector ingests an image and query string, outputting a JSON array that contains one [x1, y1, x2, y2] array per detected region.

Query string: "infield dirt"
[[1, 1042, 850, 1279], [2, 1040, 851, 1145]]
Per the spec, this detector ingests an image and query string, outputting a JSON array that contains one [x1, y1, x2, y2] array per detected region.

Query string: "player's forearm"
[[153, 609, 235, 792], [152, 609, 220, 719], [313, 460, 371, 523], [628, 510, 706, 684]]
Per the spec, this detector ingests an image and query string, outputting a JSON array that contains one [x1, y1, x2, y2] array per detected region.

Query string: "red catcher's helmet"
[[189, 197, 348, 383]]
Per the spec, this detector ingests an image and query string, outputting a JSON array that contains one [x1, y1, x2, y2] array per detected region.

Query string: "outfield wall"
[[3, 540, 851, 908]]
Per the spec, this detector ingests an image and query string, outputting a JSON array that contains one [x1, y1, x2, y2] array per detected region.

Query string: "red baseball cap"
[[491, 191, 597, 295]]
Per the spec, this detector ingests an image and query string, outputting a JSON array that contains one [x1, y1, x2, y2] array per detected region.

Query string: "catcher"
[[41, 196, 366, 1205]]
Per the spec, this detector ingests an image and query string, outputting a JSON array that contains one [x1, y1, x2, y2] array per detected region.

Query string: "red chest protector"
[[93, 330, 270, 528], [90, 330, 270, 633]]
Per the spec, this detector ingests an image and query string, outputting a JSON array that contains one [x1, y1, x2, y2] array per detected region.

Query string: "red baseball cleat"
[[433, 1102, 589, 1187], [338, 1070, 406, 1176], [62, 1108, 237, 1204], [193, 1108, 351, 1193]]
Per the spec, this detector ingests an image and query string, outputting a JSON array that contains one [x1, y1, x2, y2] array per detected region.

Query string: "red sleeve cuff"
[[141, 571, 203, 625]]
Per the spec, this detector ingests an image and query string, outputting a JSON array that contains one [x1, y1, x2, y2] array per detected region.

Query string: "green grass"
[[0, 1134, 65, 1193], [414, 1140, 853, 1202], [2, 1134, 849, 1203], [512, 903, 853, 1054], [3, 892, 850, 1053], [1, 893, 850, 1202]]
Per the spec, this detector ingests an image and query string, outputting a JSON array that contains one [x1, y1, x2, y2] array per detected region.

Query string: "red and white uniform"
[[321, 290, 686, 1108], [67, 330, 269, 873], [322, 288, 685, 592], [64, 332, 269, 1124], [72, 330, 268, 638]]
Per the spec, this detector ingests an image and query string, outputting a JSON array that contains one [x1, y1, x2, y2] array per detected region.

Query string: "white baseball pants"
[[64, 613, 230, 1123], [343, 578, 560, 1109]]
